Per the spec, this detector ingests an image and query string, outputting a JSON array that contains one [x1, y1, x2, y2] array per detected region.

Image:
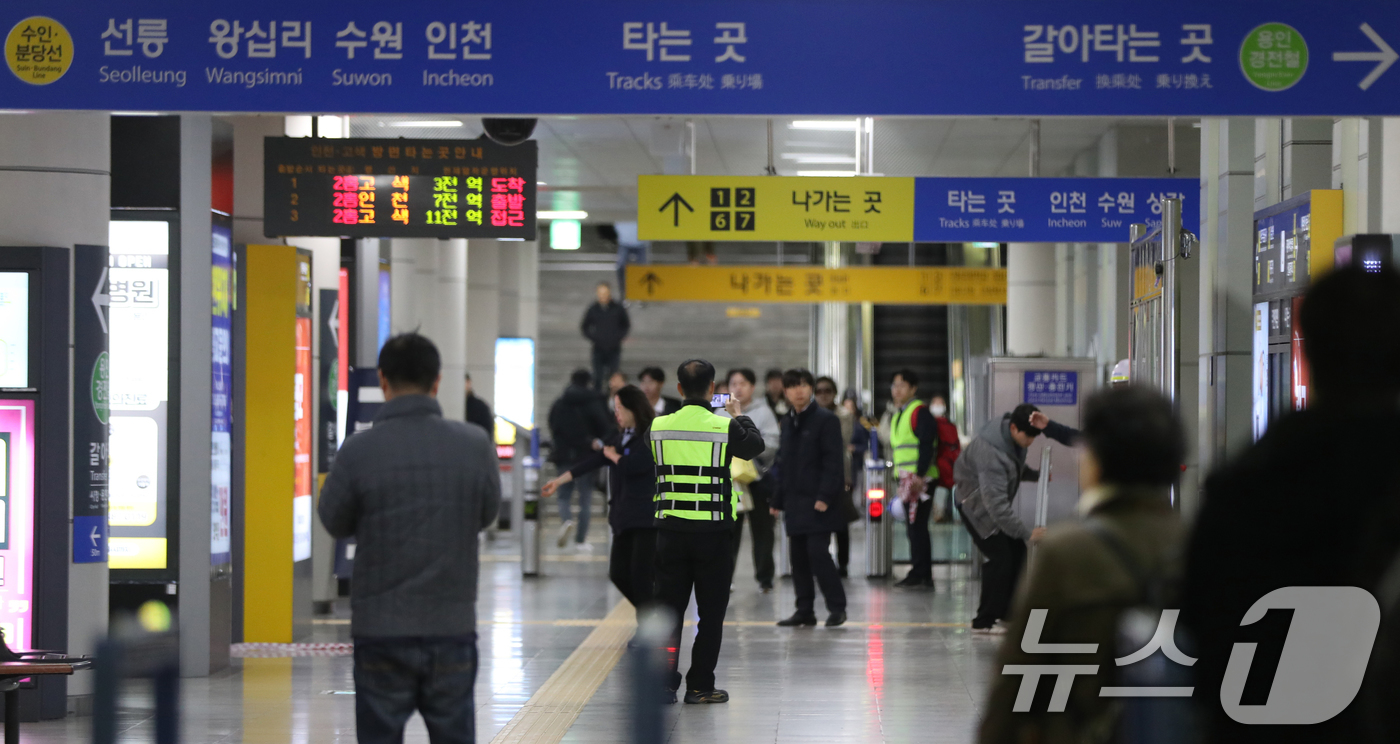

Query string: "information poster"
[[317, 288, 339, 475], [211, 224, 232, 565], [0, 273, 30, 389], [107, 221, 171, 570], [0, 399, 36, 651], [73, 246, 109, 563]]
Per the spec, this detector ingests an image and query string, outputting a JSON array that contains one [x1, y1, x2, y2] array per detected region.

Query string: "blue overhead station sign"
[[913, 178, 1196, 243], [4, 2, 1400, 115]]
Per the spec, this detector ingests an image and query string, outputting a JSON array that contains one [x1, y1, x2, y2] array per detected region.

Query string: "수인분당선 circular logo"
[[6, 16, 71, 85], [1239, 22, 1308, 91]]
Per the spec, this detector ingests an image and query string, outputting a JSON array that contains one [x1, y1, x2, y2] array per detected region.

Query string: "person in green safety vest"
[[889, 368, 947, 590], [651, 358, 766, 705]]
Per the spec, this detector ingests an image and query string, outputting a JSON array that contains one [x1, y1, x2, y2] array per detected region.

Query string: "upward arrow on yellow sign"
[[638, 175, 915, 242]]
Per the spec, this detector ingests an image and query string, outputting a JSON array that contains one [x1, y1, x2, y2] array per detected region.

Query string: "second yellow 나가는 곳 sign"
[[625, 265, 1006, 305]]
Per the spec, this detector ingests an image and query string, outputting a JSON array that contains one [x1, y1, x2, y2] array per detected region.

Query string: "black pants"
[[655, 529, 734, 692], [962, 518, 1027, 628], [591, 345, 621, 392], [906, 498, 935, 581], [354, 636, 478, 744], [729, 478, 776, 585], [790, 531, 846, 616], [610, 527, 658, 610]]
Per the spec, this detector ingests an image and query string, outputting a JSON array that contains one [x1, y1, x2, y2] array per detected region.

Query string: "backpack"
[[1086, 519, 1195, 744], [934, 418, 961, 489]]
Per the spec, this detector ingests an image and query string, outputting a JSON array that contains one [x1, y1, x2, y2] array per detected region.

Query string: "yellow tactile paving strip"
[[488, 600, 638, 744]]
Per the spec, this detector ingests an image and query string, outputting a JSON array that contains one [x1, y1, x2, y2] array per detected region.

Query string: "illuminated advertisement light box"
[[0, 274, 29, 389], [107, 221, 170, 570], [494, 338, 535, 429], [293, 316, 313, 563], [0, 400, 36, 651], [263, 137, 537, 239]]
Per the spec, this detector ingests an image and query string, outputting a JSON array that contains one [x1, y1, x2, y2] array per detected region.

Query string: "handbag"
[[731, 457, 759, 485]]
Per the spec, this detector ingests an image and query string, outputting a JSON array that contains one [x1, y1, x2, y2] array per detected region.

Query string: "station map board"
[[263, 137, 537, 239]]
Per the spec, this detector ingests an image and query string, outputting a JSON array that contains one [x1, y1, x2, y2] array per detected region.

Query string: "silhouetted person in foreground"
[[1182, 266, 1400, 744]]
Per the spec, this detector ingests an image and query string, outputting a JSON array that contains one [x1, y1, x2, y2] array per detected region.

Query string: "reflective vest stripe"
[[655, 464, 729, 478], [658, 481, 729, 495], [655, 499, 729, 513], [652, 430, 729, 443]]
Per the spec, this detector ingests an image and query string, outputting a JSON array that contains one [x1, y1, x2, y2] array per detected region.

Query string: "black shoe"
[[759, 582, 774, 593], [825, 611, 847, 627], [894, 575, 934, 589], [662, 688, 678, 705], [776, 612, 818, 627], [839, 566, 849, 578], [683, 688, 729, 704]]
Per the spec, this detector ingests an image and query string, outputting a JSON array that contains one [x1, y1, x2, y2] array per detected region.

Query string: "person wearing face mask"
[[542, 385, 659, 611]]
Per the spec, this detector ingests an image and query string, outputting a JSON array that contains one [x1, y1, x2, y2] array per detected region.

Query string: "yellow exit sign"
[[638, 175, 914, 242]]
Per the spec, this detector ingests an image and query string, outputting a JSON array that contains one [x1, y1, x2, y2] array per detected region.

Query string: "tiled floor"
[[25, 519, 1002, 743]]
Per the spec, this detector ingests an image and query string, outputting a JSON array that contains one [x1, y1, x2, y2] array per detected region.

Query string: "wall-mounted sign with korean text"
[[640, 175, 1196, 243], [638, 175, 914, 243], [624, 265, 1006, 305], [6, 4, 1400, 117], [1024, 371, 1078, 406], [913, 177, 1197, 243], [264, 137, 536, 239]]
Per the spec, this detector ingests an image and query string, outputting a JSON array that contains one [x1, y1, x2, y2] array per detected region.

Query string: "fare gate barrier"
[[521, 428, 542, 577], [864, 457, 893, 579]]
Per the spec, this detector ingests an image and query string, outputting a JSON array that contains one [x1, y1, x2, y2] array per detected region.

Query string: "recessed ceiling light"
[[789, 120, 859, 131], [539, 210, 588, 220], [795, 170, 858, 177], [390, 120, 463, 128]]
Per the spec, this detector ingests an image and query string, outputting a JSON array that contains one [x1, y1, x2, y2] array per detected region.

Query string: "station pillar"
[[0, 112, 109, 705], [1006, 243, 1055, 356], [390, 238, 469, 420], [466, 241, 502, 414]]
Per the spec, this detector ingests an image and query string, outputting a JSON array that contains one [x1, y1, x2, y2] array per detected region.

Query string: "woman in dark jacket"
[[770, 369, 848, 627], [543, 385, 658, 609]]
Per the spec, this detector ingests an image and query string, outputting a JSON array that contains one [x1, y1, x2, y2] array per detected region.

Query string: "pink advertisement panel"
[[0, 399, 35, 651]]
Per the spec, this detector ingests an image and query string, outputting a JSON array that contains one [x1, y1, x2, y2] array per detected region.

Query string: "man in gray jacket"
[[319, 333, 501, 744], [953, 403, 1076, 633]]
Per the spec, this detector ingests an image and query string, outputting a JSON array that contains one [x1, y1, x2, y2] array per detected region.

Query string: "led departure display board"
[[263, 137, 537, 239]]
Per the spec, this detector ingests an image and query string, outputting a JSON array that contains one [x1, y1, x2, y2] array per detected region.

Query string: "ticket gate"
[[863, 457, 893, 579]]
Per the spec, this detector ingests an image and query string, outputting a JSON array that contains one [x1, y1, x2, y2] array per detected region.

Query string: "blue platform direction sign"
[[5, 2, 1400, 116], [913, 178, 1196, 243]]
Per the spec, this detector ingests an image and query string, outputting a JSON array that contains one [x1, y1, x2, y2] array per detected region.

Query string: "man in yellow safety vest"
[[651, 358, 766, 705], [889, 368, 944, 590]]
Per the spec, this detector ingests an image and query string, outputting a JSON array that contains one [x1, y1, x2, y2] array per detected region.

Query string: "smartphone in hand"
[[711, 393, 731, 408]]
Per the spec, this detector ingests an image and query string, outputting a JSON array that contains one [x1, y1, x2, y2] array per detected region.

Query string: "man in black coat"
[[580, 282, 630, 392], [1181, 266, 1400, 744], [463, 373, 494, 434], [770, 368, 848, 627]]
